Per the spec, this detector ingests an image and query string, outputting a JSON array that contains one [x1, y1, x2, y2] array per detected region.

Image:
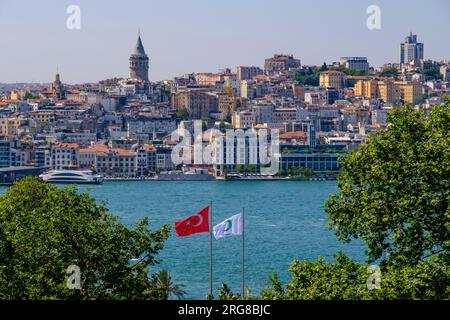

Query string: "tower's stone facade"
[[50, 72, 64, 100], [129, 33, 149, 81]]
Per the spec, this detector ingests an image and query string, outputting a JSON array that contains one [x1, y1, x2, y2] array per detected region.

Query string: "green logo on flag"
[[224, 220, 232, 234]]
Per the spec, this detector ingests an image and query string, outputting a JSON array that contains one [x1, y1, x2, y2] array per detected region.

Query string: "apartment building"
[[48, 142, 80, 170], [237, 66, 264, 81], [319, 71, 346, 89], [395, 81, 423, 104], [232, 110, 256, 129], [171, 91, 218, 119]]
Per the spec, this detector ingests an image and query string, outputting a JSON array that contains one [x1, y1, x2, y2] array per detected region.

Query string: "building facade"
[[319, 71, 346, 89], [340, 57, 369, 73], [400, 32, 424, 65], [237, 66, 264, 81], [172, 91, 218, 119], [264, 54, 301, 74], [48, 142, 79, 170]]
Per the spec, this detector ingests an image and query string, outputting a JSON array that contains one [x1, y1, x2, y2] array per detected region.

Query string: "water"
[[0, 180, 366, 299]]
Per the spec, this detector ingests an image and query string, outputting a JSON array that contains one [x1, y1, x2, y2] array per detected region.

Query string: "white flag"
[[213, 213, 243, 240]]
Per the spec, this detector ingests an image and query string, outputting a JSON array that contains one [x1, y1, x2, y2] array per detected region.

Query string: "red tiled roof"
[[279, 131, 307, 139], [52, 142, 79, 149]]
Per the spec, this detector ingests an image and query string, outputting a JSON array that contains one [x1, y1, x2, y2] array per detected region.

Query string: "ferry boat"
[[39, 170, 104, 184]]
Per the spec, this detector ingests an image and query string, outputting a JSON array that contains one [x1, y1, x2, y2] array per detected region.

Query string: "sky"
[[0, 0, 449, 84]]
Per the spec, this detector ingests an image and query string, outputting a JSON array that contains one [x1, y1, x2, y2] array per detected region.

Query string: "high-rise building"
[[400, 32, 424, 65], [129, 32, 149, 81]]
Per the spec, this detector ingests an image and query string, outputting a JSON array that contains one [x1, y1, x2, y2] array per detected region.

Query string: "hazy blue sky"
[[0, 0, 449, 83]]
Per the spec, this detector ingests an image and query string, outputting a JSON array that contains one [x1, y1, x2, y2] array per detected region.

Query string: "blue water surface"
[[0, 180, 366, 299]]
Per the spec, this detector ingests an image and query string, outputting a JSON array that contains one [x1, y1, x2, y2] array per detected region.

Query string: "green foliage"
[[149, 270, 186, 300], [175, 107, 189, 121], [24, 91, 40, 100], [295, 66, 366, 87], [294, 69, 320, 86], [0, 177, 171, 299], [218, 282, 240, 300], [328, 67, 367, 77], [379, 67, 398, 79], [423, 64, 442, 81], [279, 166, 314, 177], [325, 98, 450, 266], [232, 98, 450, 301], [217, 282, 254, 300], [260, 272, 285, 300], [260, 252, 450, 300]]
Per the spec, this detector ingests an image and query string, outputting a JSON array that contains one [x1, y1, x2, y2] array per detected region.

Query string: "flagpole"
[[209, 201, 213, 299], [242, 207, 245, 298]]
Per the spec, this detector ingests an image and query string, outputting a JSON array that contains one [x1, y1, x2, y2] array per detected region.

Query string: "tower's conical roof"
[[133, 34, 147, 56]]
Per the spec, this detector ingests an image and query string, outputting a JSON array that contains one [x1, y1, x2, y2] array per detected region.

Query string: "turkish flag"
[[174, 206, 210, 237]]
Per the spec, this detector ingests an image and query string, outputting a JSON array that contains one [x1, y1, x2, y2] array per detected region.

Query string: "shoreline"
[[103, 177, 337, 182]]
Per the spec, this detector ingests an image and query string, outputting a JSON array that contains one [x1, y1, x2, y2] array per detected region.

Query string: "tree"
[[325, 98, 450, 266], [175, 107, 189, 121], [260, 252, 450, 300], [379, 67, 398, 79], [0, 177, 171, 299], [289, 166, 297, 176], [150, 270, 186, 300], [294, 69, 320, 86], [24, 91, 40, 100], [328, 66, 367, 76], [320, 62, 328, 71], [300, 167, 314, 177], [218, 282, 240, 300], [423, 63, 442, 81], [219, 98, 450, 301]]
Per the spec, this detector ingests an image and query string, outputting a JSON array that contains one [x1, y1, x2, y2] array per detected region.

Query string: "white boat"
[[156, 168, 214, 181], [39, 170, 104, 184]]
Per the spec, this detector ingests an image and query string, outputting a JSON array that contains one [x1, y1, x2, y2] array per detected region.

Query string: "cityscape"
[[0, 30, 448, 183], [0, 0, 449, 312]]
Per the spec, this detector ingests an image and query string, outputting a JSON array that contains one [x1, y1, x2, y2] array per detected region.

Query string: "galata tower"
[[129, 31, 149, 81]]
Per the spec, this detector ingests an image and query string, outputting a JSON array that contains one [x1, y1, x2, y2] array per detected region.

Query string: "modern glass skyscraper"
[[399, 32, 424, 65]]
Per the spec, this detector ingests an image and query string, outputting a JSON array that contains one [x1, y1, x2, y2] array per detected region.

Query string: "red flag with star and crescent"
[[174, 206, 210, 237]]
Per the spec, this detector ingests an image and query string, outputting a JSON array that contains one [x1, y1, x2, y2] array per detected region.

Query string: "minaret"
[[129, 30, 149, 81]]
